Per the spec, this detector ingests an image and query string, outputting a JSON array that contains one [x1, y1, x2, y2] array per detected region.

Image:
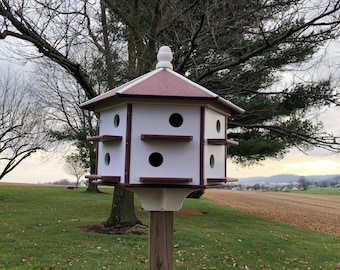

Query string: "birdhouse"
[[80, 46, 244, 211]]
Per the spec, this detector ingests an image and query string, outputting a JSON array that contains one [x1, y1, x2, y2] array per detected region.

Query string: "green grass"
[[291, 187, 340, 196], [0, 185, 339, 269]]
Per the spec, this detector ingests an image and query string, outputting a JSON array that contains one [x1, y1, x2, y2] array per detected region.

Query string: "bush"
[[187, 189, 205, 199]]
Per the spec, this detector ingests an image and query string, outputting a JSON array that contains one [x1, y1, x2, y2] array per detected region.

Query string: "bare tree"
[[64, 153, 87, 188], [0, 69, 47, 180], [298, 176, 310, 190], [33, 63, 98, 192]]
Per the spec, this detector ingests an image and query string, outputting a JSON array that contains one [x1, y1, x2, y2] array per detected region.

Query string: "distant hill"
[[238, 174, 340, 185]]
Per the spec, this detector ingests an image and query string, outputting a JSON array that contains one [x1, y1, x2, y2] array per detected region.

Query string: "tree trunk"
[[100, 2, 141, 228], [85, 179, 100, 193], [103, 187, 142, 228], [85, 141, 100, 193]]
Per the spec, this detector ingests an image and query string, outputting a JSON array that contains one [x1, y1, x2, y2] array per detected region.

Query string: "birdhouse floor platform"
[[85, 175, 121, 185], [85, 174, 238, 187], [207, 138, 239, 146], [207, 177, 238, 183], [141, 134, 193, 142], [87, 135, 123, 142], [140, 177, 192, 183]]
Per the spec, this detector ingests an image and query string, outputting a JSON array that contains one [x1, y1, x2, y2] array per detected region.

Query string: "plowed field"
[[204, 189, 340, 236]]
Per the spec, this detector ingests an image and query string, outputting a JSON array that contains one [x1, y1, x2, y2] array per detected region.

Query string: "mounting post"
[[148, 211, 174, 270]]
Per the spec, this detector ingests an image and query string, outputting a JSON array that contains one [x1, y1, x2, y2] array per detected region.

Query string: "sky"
[[1, 39, 340, 184], [229, 149, 340, 179]]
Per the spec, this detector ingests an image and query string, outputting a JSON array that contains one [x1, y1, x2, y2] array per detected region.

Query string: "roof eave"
[[80, 94, 244, 117], [216, 96, 245, 115]]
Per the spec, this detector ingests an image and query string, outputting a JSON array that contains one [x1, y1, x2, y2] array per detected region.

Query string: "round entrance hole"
[[216, 120, 221, 133], [169, 113, 183, 127], [113, 114, 120, 127], [105, 153, 111, 166], [209, 155, 215, 168], [149, 152, 163, 167]]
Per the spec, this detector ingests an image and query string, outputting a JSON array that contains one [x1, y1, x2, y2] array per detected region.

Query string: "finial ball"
[[156, 46, 173, 70]]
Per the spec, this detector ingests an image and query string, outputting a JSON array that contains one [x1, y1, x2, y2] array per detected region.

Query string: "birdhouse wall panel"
[[97, 142, 126, 178], [131, 104, 201, 135], [129, 141, 200, 184], [204, 145, 226, 181], [128, 104, 201, 185], [204, 108, 226, 139], [96, 105, 127, 180], [98, 105, 127, 136], [203, 107, 227, 184]]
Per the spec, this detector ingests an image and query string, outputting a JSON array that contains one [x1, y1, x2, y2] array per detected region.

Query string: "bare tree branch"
[[0, 69, 47, 180], [0, 1, 97, 99]]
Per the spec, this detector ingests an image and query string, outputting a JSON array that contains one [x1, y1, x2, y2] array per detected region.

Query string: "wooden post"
[[149, 211, 174, 270]]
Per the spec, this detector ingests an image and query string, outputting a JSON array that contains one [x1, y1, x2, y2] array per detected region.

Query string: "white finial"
[[156, 46, 173, 70]]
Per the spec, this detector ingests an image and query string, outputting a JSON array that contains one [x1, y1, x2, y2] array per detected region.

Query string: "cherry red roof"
[[121, 69, 212, 97], [80, 67, 244, 115]]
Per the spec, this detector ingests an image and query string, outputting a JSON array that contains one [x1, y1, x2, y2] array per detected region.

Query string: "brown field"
[[204, 189, 340, 236]]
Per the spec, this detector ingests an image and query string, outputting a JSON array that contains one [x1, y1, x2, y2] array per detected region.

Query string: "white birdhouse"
[[80, 46, 244, 211]]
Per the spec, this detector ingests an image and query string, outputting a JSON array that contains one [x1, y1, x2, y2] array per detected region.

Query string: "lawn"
[[0, 185, 339, 269], [293, 187, 340, 196]]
